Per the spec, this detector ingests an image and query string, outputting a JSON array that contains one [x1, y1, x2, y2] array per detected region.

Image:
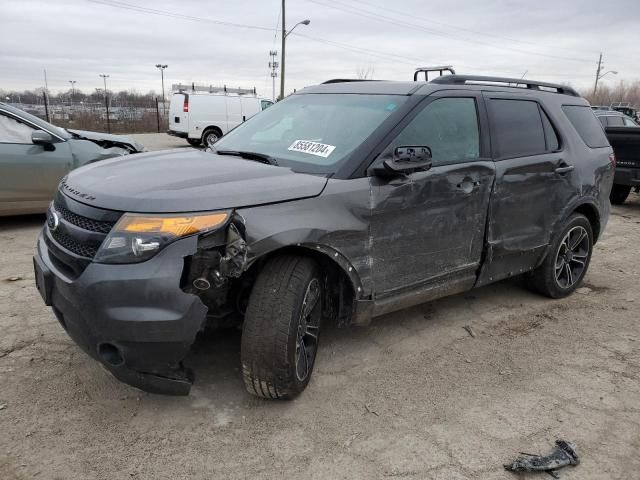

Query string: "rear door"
[[477, 93, 576, 285], [0, 111, 72, 215], [169, 93, 188, 134], [370, 91, 495, 295]]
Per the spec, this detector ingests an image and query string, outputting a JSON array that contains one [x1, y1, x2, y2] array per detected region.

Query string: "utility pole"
[[593, 52, 603, 97], [269, 50, 278, 102], [278, 2, 310, 101], [155, 64, 168, 117], [280, 0, 286, 101], [99, 74, 111, 133]]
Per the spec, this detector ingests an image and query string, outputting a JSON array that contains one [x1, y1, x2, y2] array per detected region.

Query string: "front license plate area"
[[33, 256, 52, 306]]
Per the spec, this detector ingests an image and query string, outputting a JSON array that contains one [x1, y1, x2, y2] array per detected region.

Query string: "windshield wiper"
[[214, 150, 278, 166]]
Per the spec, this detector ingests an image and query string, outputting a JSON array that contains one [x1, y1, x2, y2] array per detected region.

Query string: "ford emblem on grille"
[[48, 210, 60, 231]]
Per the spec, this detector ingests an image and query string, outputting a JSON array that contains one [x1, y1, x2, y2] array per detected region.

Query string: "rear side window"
[[489, 99, 546, 158], [598, 116, 607, 127], [540, 109, 560, 151], [562, 105, 609, 148]]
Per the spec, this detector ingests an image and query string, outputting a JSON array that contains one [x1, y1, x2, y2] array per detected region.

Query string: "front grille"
[[54, 201, 115, 234], [50, 229, 100, 258], [46, 194, 122, 268]]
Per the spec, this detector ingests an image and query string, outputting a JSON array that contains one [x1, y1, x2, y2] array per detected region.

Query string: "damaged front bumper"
[[34, 232, 208, 395]]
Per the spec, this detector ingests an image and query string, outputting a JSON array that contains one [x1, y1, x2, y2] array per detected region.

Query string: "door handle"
[[555, 165, 575, 174], [456, 179, 478, 193]]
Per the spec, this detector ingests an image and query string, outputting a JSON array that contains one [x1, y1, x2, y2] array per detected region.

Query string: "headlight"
[[94, 211, 229, 264]]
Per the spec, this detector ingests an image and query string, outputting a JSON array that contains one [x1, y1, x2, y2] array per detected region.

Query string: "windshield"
[[213, 93, 406, 174]]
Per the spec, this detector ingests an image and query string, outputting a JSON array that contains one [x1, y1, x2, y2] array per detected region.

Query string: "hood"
[[61, 148, 329, 213], [67, 129, 145, 153]]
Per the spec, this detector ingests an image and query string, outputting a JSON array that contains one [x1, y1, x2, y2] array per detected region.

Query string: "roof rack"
[[430, 75, 580, 97], [322, 78, 379, 84], [172, 83, 256, 95], [414, 66, 456, 82]]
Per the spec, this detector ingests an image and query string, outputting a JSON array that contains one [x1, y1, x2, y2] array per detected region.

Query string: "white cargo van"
[[168, 85, 273, 147]]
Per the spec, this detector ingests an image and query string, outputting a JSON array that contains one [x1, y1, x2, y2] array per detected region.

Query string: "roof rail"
[[430, 75, 580, 97], [322, 78, 379, 84], [414, 66, 456, 82]]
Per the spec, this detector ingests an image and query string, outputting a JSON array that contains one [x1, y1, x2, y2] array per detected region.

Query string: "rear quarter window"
[[562, 105, 609, 148]]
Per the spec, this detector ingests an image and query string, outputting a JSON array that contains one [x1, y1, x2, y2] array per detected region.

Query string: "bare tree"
[[356, 66, 375, 80], [582, 80, 640, 107]]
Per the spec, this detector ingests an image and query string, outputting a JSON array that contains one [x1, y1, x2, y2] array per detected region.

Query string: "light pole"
[[155, 64, 168, 117], [99, 74, 111, 133], [69, 80, 76, 104], [593, 70, 618, 97], [279, 0, 310, 100]]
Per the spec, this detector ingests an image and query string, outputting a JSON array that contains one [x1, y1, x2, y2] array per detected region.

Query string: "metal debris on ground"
[[6, 276, 23, 282], [463, 325, 476, 338], [504, 440, 579, 478]]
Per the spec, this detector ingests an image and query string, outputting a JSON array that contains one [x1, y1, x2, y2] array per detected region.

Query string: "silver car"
[[0, 102, 144, 216]]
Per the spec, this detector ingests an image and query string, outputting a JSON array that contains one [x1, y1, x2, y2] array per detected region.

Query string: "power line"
[[345, 0, 602, 57], [87, 0, 275, 31], [306, 0, 596, 64]]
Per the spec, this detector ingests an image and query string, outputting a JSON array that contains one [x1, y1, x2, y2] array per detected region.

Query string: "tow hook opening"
[[98, 342, 125, 367]]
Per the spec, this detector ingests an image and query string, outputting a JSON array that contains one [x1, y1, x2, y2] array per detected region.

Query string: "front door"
[[370, 92, 495, 296], [0, 112, 72, 215]]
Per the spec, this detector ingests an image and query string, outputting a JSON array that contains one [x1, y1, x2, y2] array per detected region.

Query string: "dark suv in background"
[[34, 75, 614, 399]]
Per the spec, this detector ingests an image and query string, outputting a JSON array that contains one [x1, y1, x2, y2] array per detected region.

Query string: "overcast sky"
[[1, 0, 639, 99]]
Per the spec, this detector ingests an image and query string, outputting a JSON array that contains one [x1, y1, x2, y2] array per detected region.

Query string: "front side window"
[[381, 97, 480, 166], [489, 99, 547, 158], [214, 93, 407, 174], [0, 113, 34, 144], [623, 116, 638, 127], [260, 100, 273, 110]]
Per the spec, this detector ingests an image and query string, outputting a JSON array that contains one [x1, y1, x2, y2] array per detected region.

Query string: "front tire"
[[241, 256, 323, 399], [526, 214, 593, 299], [610, 184, 631, 205]]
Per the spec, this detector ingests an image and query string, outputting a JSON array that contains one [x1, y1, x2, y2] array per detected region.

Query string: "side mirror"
[[373, 146, 432, 178], [32, 130, 56, 151]]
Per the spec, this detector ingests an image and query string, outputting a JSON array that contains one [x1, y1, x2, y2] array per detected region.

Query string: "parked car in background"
[[167, 85, 273, 148], [593, 109, 639, 127], [0, 102, 144, 216], [34, 75, 614, 399]]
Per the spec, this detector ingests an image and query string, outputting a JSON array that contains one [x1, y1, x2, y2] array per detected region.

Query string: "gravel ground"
[[129, 132, 192, 151], [0, 144, 639, 479]]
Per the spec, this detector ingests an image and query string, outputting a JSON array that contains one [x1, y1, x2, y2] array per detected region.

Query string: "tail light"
[[183, 96, 189, 113], [609, 152, 616, 168]]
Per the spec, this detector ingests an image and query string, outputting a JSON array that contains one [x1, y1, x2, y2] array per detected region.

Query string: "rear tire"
[[187, 138, 201, 147], [526, 213, 593, 299], [201, 128, 222, 149], [241, 255, 323, 400], [610, 184, 631, 205]]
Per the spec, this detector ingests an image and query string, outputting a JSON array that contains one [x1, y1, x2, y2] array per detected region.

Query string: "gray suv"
[[34, 75, 614, 399]]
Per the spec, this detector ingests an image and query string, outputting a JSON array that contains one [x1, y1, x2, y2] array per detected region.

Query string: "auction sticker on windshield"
[[288, 140, 336, 158]]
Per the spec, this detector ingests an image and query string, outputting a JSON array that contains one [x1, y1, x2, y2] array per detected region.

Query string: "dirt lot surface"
[[129, 132, 192, 151], [1, 182, 639, 478]]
